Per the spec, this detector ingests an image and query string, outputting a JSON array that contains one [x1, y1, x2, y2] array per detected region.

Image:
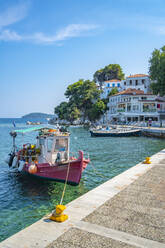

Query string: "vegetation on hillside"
[[54, 64, 124, 123], [22, 112, 53, 119], [108, 87, 119, 96], [93, 64, 125, 88], [149, 46, 165, 96], [55, 79, 106, 123]]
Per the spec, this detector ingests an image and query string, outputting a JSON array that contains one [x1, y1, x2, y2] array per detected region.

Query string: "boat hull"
[[21, 151, 89, 186], [90, 130, 141, 137]]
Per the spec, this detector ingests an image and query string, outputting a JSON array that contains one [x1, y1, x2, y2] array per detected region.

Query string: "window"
[[142, 79, 145, 84], [133, 105, 139, 111], [107, 83, 110, 87], [135, 80, 138, 85], [141, 97, 147, 100], [130, 80, 132, 85], [127, 103, 131, 112], [124, 81, 126, 85], [117, 83, 120, 87], [47, 138, 53, 152], [54, 138, 68, 152], [112, 83, 115, 87]]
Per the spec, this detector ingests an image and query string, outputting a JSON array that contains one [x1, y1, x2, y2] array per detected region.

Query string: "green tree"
[[54, 102, 68, 120], [87, 99, 106, 122], [149, 46, 165, 96], [67, 104, 80, 123], [93, 64, 125, 87], [65, 79, 101, 121], [108, 87, 119, 97]]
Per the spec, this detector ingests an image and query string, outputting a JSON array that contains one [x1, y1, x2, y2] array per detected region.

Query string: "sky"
[[1, 0, 165, 117]]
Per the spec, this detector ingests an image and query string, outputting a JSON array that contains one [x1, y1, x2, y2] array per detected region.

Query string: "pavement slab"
[[46, 227, 137, 248], [84, 164, 165, 243]]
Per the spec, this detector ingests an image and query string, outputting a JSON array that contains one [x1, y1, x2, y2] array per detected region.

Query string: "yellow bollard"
[[143, 157, 151, 164], [49, 205, 68, 222]]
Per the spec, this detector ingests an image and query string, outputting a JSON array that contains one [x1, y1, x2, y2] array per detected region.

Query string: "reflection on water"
[[0, 120, 165, 241]]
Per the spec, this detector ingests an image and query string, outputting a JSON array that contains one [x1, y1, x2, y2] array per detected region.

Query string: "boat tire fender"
[[6, 153, 15, 167]]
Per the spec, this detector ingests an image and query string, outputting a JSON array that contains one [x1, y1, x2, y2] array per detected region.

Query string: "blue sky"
[[1, 0, 165, 117]]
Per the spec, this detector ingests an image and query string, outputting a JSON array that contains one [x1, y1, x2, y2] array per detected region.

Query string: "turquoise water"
[[0, 119, 165, 241]]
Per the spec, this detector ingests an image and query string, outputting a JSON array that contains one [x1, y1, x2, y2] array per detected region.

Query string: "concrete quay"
[[115, 125, 165, 138], [1, 150, 165, 248]]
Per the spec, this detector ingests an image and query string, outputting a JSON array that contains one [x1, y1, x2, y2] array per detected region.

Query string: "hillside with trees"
[[149, 46, 165, 96], [54, 64, 125, 123], [93, 64, 125, 88]]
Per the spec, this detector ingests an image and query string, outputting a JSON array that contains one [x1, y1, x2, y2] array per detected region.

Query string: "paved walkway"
[[47, 160, 165, 248], [1, 150, 165, 248]]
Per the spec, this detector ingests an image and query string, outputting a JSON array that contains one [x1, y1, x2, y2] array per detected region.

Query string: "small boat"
[[90, 128, 141, 137], [5, 126, 89, 185]]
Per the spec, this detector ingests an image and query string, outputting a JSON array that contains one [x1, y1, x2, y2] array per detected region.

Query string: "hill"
[[22, 112, 54, 119]]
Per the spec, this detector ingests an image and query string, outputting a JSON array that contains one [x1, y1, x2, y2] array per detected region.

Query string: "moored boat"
[[5, 126, 89, 185], [90, 128, 141, 137]]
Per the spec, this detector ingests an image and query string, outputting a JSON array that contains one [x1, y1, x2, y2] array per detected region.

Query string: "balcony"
[[158, 110, 165, 113], [143, 108, 157, 112], [117, 109, 125, 112]]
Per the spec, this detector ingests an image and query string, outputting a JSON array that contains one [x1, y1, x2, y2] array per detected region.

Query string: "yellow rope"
[[60, 161, 71, 205]]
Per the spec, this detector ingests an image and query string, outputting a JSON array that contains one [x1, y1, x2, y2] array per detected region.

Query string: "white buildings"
[[100, 79, 122, 98], [100, 74, 151, 99], [121, 74, 151, 93], [107, 88, 165, 123]]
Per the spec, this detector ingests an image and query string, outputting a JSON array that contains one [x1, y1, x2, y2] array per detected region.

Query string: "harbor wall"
[[141, 128, 165, 138]]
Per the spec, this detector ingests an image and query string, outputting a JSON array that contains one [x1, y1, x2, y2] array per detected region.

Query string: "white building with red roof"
[[121, 74, 151, 93], [100, 79, 122, 98], [107, 88, 165, 123]]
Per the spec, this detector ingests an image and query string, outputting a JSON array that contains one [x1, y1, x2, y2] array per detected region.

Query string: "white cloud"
[[0, 29, 22, 41], [0, 24, 99, 44], [0, 3, 29, 29]]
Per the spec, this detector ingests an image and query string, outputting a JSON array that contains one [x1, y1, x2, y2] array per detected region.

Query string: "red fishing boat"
[[6, 126, 89, 185]]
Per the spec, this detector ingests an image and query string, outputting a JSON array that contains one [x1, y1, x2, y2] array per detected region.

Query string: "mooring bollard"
[[49, 205, 68, 222]]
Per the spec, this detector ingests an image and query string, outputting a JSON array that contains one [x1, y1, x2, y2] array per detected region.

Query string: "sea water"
[[0, 118, 165, 241]]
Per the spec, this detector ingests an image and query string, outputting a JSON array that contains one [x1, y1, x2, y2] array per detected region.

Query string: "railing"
[[117, 109, 125, 112], [158, 110, 165, 113], [143, 109, 157, 112]]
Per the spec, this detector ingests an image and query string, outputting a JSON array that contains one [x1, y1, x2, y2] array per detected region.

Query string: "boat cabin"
[[37, 131, 70, 164]]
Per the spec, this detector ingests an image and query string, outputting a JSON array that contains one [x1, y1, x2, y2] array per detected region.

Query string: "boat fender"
[[5, 152, 15, 167], [12, 156, 19, 168], [28, 164, 37, 174], [18, 161, 25, 172]]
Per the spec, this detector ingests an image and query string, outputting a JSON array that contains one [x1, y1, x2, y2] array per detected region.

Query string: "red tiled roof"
[[127, 74, 149, 78], [113, 88, 153, 96], [105, 79, 121, 82]]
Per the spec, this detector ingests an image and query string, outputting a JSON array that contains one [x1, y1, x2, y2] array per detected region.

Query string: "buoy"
[[143, 157, 151, 164], [18, 161, 25, 172], [28, 164, 37, 174], [12, 156, 19, 168], [49, 205, 68, 222]]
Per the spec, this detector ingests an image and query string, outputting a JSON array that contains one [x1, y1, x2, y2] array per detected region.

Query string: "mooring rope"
[[60, 161, 71, 205]]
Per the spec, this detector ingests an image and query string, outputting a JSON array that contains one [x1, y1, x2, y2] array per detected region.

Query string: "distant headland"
[[22, 112, 54, 119]]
